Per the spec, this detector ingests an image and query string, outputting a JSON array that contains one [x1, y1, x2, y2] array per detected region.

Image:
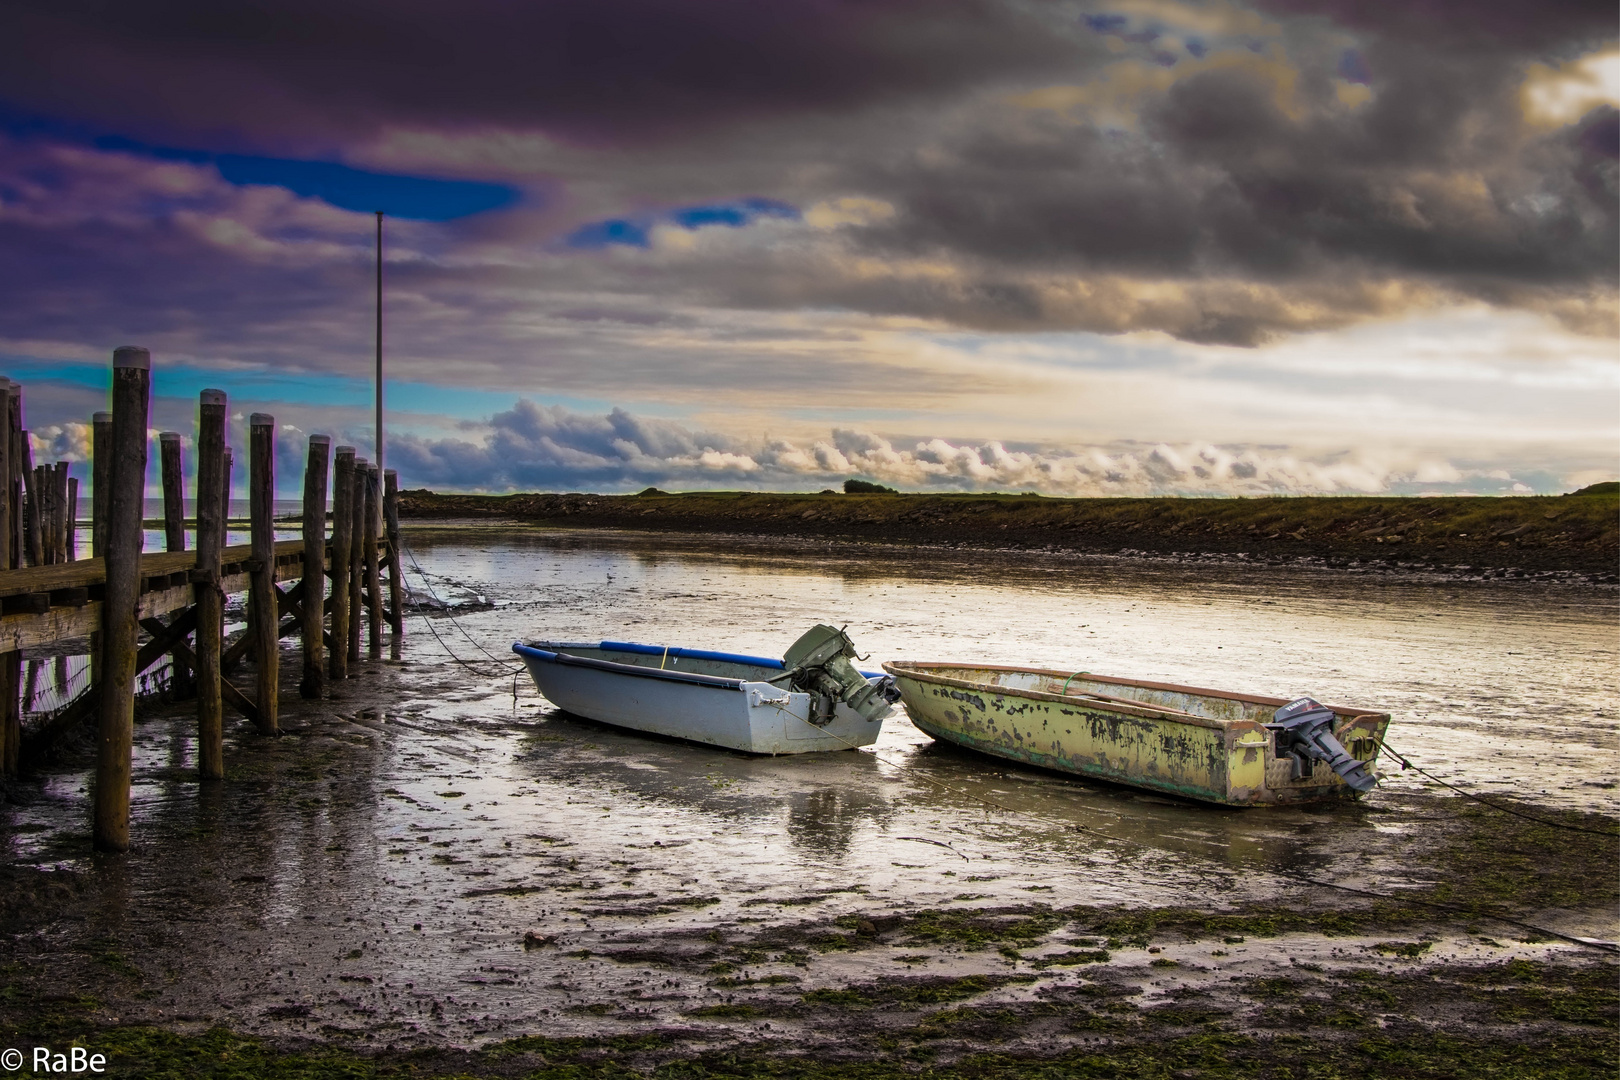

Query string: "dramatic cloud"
[[386, 398, 1550, 496], [0, 1, 1612, 495], [0, 0, 1077, 147]]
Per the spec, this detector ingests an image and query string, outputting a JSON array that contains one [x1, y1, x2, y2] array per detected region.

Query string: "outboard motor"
[[1265, 697, 1379, 792], [781, 624, 896, 725]]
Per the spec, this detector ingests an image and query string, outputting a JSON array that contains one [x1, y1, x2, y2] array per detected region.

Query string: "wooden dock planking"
[[0, 538, 392, 652]]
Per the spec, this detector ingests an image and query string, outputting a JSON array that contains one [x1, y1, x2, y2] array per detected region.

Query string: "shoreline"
[[398, 490, 1620, 584]]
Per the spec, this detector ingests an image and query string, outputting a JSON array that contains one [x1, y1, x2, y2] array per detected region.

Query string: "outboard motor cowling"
[[781, 624, 894, 724], [1265, 697, 1379, 792]]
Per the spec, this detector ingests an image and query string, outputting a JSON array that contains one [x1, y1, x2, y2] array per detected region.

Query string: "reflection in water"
[[785, 787, 891, 860]]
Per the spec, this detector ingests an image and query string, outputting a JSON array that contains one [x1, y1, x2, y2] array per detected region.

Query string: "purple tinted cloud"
[[0, 0, 1075, 149]]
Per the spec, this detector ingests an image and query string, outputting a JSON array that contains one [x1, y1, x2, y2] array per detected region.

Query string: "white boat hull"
[[513, 640, 886, 754]]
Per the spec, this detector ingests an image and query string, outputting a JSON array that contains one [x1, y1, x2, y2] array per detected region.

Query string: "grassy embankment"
[[399, 486, 1620, 577]]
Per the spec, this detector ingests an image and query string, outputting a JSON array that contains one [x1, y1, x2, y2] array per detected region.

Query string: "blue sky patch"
[[0, 104, 519, 220], [567, 197, 799, 249], [565, 219, 652, 249]]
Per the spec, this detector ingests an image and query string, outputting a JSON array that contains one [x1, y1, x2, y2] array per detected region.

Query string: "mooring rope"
[[783, 706, 1618, 953], [396, 536, 523, 678], [1370, 736, 1620, 838]]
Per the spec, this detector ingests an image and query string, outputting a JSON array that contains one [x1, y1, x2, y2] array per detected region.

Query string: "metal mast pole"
[[374, 210, 384, 471]]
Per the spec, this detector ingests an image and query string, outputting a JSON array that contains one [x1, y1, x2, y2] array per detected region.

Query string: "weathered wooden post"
[[194, 390, 226, 780], [0, 380, 12, 775], [364, 463, 382, 658], [222, 446, 234, 544], [348, 458, 365, 665], [9, 389, 24, 570], [160, 432, 185, 552], [65, 477, 78, 561], [21, 452, 41, 566], [92, 412, 111, 558], [159, 431, 192, 700], [94, 346, 150, 853], [384, 470, 403, 637], [249, 414, 277, 735], [300, 435, 330, 698], [328, 448, 354, 681], [50, 461, 68, 564], [33, 465, 51, 564]]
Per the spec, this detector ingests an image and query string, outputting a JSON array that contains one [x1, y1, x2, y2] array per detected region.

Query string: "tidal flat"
[[1, 525, 1615, 1077]]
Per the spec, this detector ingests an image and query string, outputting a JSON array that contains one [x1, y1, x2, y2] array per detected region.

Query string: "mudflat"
[[0, 529, 1614, 1077]]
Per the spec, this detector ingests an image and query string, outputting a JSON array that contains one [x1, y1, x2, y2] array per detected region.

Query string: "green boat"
[[882, 661, 1390, 806]]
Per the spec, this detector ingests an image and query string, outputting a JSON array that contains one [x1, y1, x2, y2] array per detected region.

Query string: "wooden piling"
[[348, 458, 365, 665], [248, 414, 277, 736], [21, 448, 41, 567], [52, 462, 69, 564], [9, 389, 24, 570], [32, 465, 50, 565], [160, 432, 185, 552], [94, 346, 150, 853], [222, 446, 234, 543], [0, 382, 11, 776], [328, 448, 354, 681], [384, 470, 403, 636], [364, 463, 382, 658], [66, 477, 78, 562], [92, 412, 111, 557], [194, 390, 227, 780], [300, 435, 330, 698], [0, 383, 9, 573]]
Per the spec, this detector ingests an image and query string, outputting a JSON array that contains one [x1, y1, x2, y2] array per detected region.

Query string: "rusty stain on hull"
[[884, 661, 1390, 807]]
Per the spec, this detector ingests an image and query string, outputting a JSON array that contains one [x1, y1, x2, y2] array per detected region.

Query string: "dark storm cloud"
[[0, 0, 1075, 149], [0, 0, 1613, 354], [1255, 0, 1616, 55]]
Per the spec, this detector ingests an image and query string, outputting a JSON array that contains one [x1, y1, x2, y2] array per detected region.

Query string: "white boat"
[[512, 629, 894, 755]]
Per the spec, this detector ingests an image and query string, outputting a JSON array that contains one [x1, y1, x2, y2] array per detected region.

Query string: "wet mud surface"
[[0, 527, 1615, 1076]]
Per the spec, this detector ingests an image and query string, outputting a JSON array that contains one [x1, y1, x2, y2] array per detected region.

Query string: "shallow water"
[[411, 526, 1619, 811], [4, 525, 1615, 1045]]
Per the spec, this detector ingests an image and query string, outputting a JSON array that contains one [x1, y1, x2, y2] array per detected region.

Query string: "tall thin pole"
[[375, 210, 384, 472]]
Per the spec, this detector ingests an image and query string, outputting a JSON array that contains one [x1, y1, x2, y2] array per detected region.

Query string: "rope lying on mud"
[[787, 710, 1620, 954], [1372, 736, 1620, 838], [397, 537, 524, 679]]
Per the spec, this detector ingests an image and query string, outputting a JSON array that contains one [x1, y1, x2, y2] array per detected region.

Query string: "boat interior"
[[534, 641, 790, 683], [897, 664, 1385, 725]]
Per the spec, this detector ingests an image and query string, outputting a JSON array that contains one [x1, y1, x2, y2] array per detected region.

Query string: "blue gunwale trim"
[[513, 639, 884, 680], [513, 641, 748, 692]]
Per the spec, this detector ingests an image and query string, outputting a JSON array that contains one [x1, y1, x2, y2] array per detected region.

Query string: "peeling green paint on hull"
[[884, 662, 1391, 807]]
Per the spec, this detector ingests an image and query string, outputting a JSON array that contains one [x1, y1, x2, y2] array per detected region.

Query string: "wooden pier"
[[0, 348, 405, 852]]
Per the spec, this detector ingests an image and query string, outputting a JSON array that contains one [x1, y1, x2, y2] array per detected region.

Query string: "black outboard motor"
[[780, 624, 898, 725], [1265, 697, 1378, 792]]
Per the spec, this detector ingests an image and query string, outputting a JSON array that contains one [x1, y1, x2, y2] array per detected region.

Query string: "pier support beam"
[[159, 432, 191, 699], [348, 459, 365, 666], [50, 461, 68, 565], [364, 462, 382, 658], [160, 432, 185, 552], [94, 345, 150, 853], [329, 447, 354, 681], [0, 380, 12, 776], [194, 389, 227, 780], [21, 443, 40, 568], [248, 414, 277, 735], [300, 435, 330, 698], [384, 470, 403, 637]]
